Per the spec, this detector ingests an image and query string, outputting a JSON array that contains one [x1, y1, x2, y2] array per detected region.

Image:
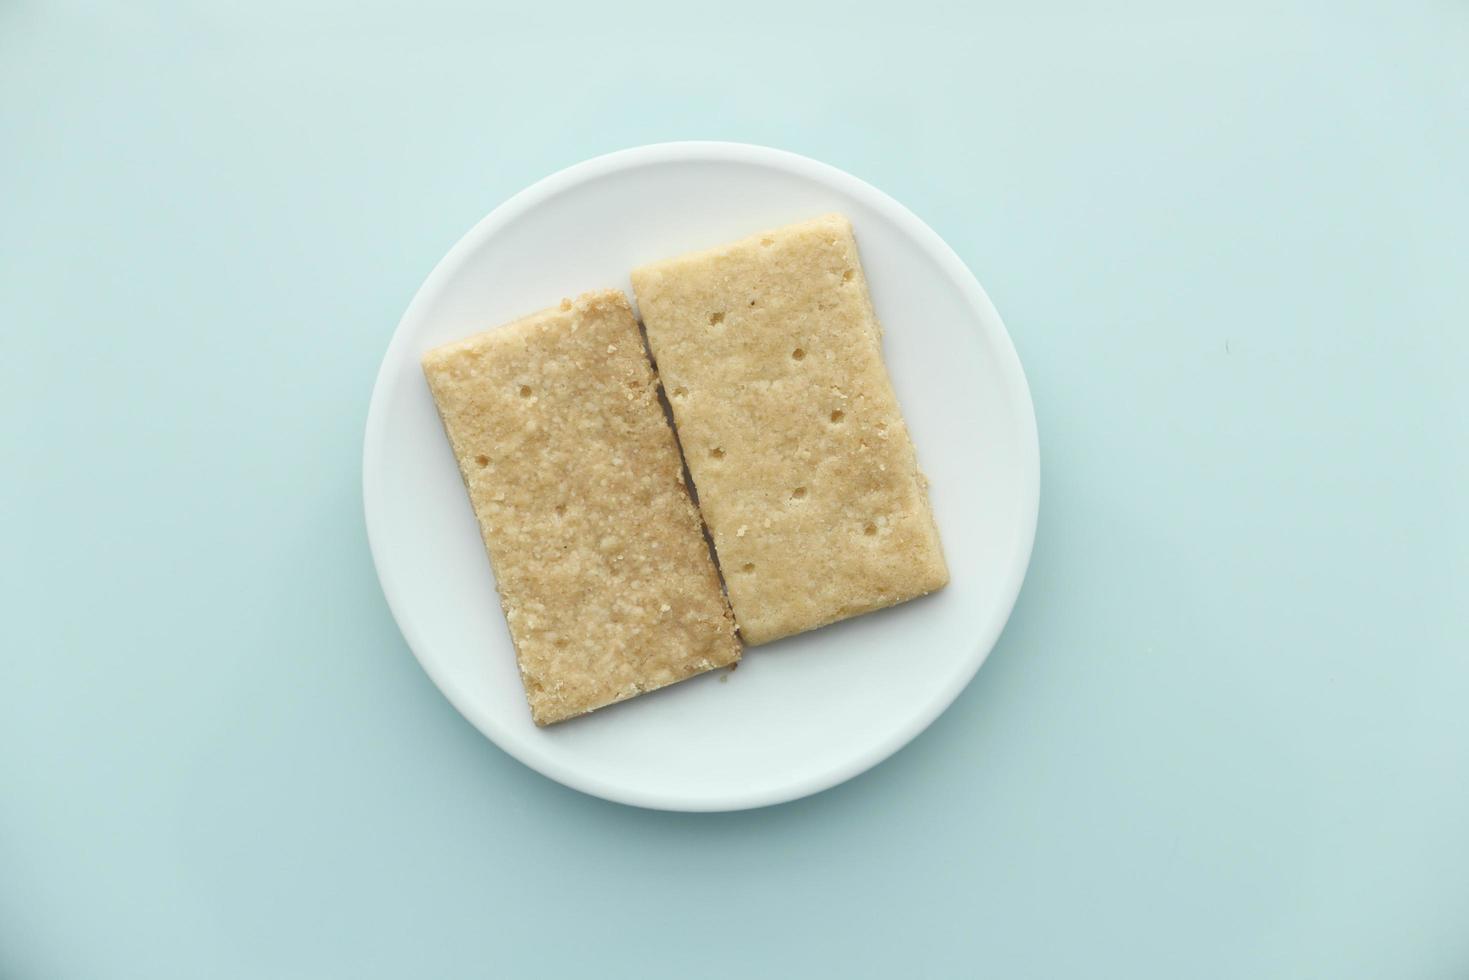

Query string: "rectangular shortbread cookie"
[[422, 290, 740, 724], [632, 214, 948, 645]]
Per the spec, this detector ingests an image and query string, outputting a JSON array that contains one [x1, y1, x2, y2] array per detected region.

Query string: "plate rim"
[[363, 140, 1040, 811]]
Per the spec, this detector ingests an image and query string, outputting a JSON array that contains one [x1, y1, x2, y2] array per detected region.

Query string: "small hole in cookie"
[[842, 269, 854, 283], [518, 385, 532, 398], [791, 486, 807, 500], [708, 312, 724, 325], [554, 503, 566, 516], [864, 523, 878, 536], [672, 386, 687, 398], [474, 454, 489, 467], [829, 409, 845, 423], [710, 447, 725, 460], [791, 348, 806, 361], [749, 299, 758, 307], [741, 562, 756, 573]]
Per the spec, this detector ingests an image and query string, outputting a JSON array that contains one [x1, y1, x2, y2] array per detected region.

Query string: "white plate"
[[364, 143, 1039, 811]]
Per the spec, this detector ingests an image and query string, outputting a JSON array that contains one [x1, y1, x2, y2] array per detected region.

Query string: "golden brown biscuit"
[[632, 215, 948, 645], [422, 290, 740, 724]]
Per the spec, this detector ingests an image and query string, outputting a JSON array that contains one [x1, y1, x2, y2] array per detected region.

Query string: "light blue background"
[[4, 2, 1467, 977]]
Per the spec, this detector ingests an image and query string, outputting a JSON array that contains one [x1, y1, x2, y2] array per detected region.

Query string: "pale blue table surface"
[[4, 2, 1467, 977]]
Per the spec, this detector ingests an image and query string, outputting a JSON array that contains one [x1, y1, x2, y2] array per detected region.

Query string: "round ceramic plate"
[[364, 142, 1038, 811]]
